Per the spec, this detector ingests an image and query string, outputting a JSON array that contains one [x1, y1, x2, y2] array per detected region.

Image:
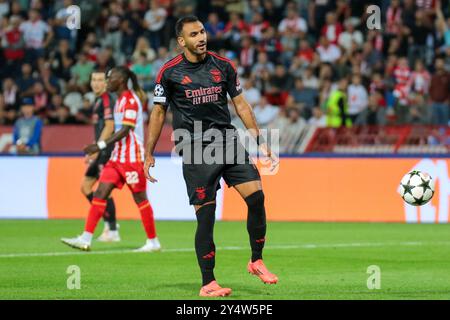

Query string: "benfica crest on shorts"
[[195, 187, 206, 200], [210, 69, 222, 83]]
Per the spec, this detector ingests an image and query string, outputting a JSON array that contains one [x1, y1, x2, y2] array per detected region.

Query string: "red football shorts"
[[99, 160, 147, 193]]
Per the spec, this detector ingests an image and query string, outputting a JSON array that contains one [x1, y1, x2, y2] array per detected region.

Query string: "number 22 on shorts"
[[126, 171, 139, 184]]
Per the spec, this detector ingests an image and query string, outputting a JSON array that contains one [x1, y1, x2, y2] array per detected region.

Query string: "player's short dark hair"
[[175, 15, 200, 37]]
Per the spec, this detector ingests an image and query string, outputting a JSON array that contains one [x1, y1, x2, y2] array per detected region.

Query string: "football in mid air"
[[397, 170, 435, 206]]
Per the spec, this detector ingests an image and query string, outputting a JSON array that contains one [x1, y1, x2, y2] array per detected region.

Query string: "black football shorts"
[[182, 138, 261, 205]]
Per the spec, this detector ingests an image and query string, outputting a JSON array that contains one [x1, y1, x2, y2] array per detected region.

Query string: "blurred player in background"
[[81, 71, 119, 242], [144, 16, 278, 297], [62, 67, 160, 252]]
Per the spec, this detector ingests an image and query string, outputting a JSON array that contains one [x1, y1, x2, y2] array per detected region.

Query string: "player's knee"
[[195, 203, 216, 224], [80, 184, 91, 196], [245, 190, 265, 210], [132, 192, 147, 204]]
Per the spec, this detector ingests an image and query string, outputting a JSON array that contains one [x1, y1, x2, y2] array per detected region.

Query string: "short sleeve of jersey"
[[122, 95, 138, 127], [225, 61, 242, 99], [102, 94, 114, 120], [153, 70, 170, 107]]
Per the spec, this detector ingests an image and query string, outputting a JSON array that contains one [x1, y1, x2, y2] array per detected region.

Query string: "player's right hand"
[[144, 154, 158, 183]]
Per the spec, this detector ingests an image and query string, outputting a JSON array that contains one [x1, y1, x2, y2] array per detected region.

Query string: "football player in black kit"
[[144, 16, 279, 297], [81, 71, 120, 242]]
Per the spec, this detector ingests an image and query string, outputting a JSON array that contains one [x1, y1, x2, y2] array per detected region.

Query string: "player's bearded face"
[[180, 22, 207, 55]]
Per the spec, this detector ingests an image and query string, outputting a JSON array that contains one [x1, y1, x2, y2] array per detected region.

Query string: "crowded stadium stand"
[[0, 0, 449, 155]]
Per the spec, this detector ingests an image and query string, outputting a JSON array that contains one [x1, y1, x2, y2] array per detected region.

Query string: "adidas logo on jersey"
[[181, 75, 192, 85]]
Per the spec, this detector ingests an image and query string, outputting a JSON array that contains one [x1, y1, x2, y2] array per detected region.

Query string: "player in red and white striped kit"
[[61, 67, 160, 252]]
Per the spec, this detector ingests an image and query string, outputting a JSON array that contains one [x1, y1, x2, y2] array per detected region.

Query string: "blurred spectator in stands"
[[308, 106, 327, 128], [52, 0, 77, 50], [244, 0, 264, 23], [354, 94, 387, 126], [49, 39, 74, 82], [152, 46, 171, 79], [347, 74, 368, 123], [291, 78, 318, 117], [38, 63, 60, 96], [242, 78, 260, 107], [316, 36, 341, 63], [321, 12, 343, 45], [436, 1, 450, 53], [253, 96, 279, 127], [132, 36, 156, 63], [278, 3, 308, 40], [362, 41, 383, 75], [326, 79, 352, 128], [338, 19, 363, 54], [32, 81, 48, 118], [252, 51, 274, 76], [46, 94, 64, 122], [301, 66, 320, 89], [64, 85, 84, 116], [15, 63, 35, 98], [296, 39, 315, 68], [2, 77, 19, 112], [224, 12, 248, 51], [386, 0, 403, 36], [429, 57, 450, 125], [48, 105, 78, 124], [407, 9, 433, 67], [249, 11, 269, 42], [409, 59, 431, 95], [13, 97, 43, 154], [407, 94, 430, 124], [369, 73, 386, 95], [393, 57, 412, 124], [121, 0, 145, 57], [259, 25, 282, 64], [95, 47, 116, 72], [2, 15, 25, 76], [239, 36, 256, 76], [267, 64, 293, 107], [319, 79, 332, 110], [103, 2, 124, 64], [402, 0, 417, 30], [131, 52, 154, 92], [20, 9, 53, 64], [262, 0, 283, 26], [144, 0, 168, 51], [334, 54, 352, 80], [75, 97, 93, 124], [70, 52, 94, 93], [205, 12, 225, 51]]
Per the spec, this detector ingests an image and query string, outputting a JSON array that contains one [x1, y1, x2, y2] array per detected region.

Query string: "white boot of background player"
[[134, 237, 161, 252], [97, 223, 121, 242]]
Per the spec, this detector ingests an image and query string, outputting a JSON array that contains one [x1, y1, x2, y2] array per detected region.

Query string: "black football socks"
[[245, 191, 267, 262], [195, 203, 216, 286]]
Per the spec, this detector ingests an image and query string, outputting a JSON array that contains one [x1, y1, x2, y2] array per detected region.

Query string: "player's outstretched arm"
[[83, 125, 132, 155], [231, 94, 279, 172], [144, 104, 167, 183]]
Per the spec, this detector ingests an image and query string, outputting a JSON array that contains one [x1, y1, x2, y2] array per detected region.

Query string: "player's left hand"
[[83, 143, 99, 155], [144, 154, 158, 183], [259, 143, 279, 173]]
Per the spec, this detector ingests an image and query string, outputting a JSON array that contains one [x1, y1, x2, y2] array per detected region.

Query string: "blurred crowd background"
[[0, 0, 449, 154]]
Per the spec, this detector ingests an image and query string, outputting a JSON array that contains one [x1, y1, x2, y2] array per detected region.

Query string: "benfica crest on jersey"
[[210, 69, 222, 83]]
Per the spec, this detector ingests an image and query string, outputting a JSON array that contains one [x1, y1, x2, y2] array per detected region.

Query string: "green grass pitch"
[[1, 219, 450, 300]]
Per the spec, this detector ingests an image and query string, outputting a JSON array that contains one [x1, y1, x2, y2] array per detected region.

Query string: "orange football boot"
[[199, 280, 232, 297], [247, 259, 278, 284]]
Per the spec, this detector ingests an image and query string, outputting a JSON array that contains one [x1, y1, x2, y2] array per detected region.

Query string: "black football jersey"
[[153, 51, 242, 135], [92, 92, 115, 141]]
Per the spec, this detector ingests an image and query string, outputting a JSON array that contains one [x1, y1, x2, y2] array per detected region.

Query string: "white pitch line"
[[1, 241, 450, 259]]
